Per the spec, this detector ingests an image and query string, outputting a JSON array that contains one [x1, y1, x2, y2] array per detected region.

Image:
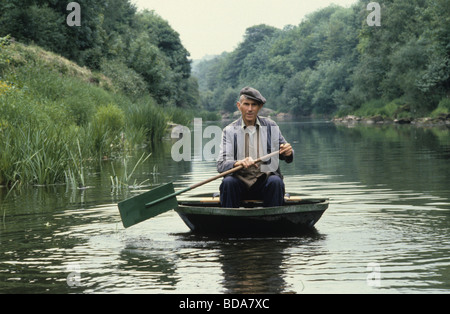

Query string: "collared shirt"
[[241, 118, 261, 160], [238, 118, 264, 187]]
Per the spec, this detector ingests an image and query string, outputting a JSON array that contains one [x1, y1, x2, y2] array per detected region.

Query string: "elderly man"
[[217, 87, 293, 208]]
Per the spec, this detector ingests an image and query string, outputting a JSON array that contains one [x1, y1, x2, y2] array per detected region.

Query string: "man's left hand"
[[280, 143, 293, 157]]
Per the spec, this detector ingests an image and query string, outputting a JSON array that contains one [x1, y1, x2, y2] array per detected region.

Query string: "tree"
[[127, 32, 172, 104], [0, 1, 197, 108], [194, 0, 449, 117]]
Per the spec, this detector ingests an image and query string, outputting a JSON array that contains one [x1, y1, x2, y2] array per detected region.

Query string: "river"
[[1, 119, 449, 294]]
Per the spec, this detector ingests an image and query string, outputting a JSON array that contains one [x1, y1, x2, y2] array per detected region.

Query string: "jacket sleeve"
[[276, 122, 294, 164], [216, 126, 236, 173]]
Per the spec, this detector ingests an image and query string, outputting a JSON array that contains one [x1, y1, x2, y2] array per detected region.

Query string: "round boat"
[[175, 193, 329, 235]]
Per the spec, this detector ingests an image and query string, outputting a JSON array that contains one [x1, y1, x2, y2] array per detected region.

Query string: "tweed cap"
[[239, 86, 266, 105]]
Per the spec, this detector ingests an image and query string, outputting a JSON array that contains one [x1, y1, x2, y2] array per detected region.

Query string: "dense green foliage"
[[0, 39, 174, 186], [194, 0, 449, 118], [0, 0, 206, 187], [0, 0, 199, 107], [1, 0, 449, 187]]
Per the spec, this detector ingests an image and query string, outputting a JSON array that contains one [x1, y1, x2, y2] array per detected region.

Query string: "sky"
[[132, 0, 358, 60]]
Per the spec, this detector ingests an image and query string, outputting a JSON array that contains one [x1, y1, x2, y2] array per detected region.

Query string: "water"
[[1, 120, 450, 294]]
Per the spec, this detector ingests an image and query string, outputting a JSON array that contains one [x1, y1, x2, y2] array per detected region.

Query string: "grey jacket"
[[216, 116, 293, 178]]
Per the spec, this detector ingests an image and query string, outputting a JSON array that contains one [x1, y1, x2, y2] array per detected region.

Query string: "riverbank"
[[332, 114, 450, 127], [0, 39, 191, 187], [2, 120, 450, 293]]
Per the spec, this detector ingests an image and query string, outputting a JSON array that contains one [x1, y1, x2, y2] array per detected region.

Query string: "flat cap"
[[240, 86, 266, 105]]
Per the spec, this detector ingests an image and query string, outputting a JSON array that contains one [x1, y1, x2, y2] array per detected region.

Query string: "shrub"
[[0, 35, 12, 74], [431, 97, 450, 117], [100, 59, 148, 98], [94, 103, 125, 134]]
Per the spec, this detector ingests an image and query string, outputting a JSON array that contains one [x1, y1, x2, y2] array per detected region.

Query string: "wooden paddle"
[[118, 148, 288, 228]]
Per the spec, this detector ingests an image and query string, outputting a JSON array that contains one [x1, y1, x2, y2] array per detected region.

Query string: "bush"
[[94, 103, 125, 134], [431, 97, 450, 117], [166, 106, 194, 126], [354, 99, 386, 117], [384, 98, 412, 119], [438, 97, 450, 110], [100, 59, 148, 98], [0, 35, 12, 74]]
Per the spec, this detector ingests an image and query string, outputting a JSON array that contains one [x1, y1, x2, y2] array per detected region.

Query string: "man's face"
[[237, 97, 262, 126]]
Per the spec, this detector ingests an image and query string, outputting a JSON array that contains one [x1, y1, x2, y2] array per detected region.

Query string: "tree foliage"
[[0, 0, 198, 107], [194, 0, 449, 117]]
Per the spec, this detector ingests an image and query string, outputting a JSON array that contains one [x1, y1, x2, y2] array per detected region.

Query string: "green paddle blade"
[[118, 183, 179, 228]]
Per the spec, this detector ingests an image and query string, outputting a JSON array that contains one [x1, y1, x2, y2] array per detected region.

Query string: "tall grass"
[[125, 96, 169, 144], [0, 125, 72, 186], [110, 152, 152, 190], [431, 97, 450, 118], [0, 39, 177, 188], [65, 140, 86, 188]]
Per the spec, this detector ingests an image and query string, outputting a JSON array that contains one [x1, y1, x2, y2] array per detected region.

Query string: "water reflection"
[[173, 230, 326, 294], [219, 235, 324, 293], [1, 120, 450, 293]]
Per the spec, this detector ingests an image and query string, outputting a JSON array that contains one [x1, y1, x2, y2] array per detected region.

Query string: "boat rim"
[[176, 197, 329, 217]]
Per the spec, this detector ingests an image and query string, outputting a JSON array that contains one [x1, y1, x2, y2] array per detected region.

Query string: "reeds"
[[65, 140, 86, 188], [124, 96, 169, 144], [0, 40, 170, 189], [110, 152, 152, 190], [1, 180, 18, 224]]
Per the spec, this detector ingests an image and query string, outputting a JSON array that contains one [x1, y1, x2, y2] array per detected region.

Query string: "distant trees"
[[0, 0, 199, 107], [348, 0, 450, 117], [2, 0, 448, 117], [194, 0, 449, 117]]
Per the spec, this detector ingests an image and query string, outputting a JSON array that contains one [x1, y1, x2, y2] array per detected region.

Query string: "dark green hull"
[[175, 195, 329, 236]]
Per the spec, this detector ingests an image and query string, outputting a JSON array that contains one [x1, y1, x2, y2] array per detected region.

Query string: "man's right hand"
[[234, 157, 258, 169]]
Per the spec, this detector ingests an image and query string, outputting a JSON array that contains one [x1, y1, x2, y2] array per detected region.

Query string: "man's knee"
[[220, 176, 243, 208], [221, 176, 239, 189], [266, 175, 284, 189], [263, 175, 285, 207]]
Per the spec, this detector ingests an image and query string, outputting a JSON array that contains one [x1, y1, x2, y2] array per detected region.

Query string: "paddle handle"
[[188, 149, 284, 190], [145, 164, 246, 208]]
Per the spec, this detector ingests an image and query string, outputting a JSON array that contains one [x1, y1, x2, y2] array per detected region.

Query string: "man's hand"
[[234, 157, 258, 169], [280, 143, 293, 157]]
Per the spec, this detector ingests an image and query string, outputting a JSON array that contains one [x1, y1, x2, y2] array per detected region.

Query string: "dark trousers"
[[219, 175, 285, 208]]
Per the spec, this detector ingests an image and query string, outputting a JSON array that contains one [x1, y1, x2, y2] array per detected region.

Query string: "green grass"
[[110, 152, 152, 190], [337, 97, 415, 120], [337, 95, 450, 121], [431, 97, 450, 118], [0, 38, 188, 187]]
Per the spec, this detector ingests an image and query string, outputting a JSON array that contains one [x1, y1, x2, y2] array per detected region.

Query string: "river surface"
[[1, 119, 449, 294]]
